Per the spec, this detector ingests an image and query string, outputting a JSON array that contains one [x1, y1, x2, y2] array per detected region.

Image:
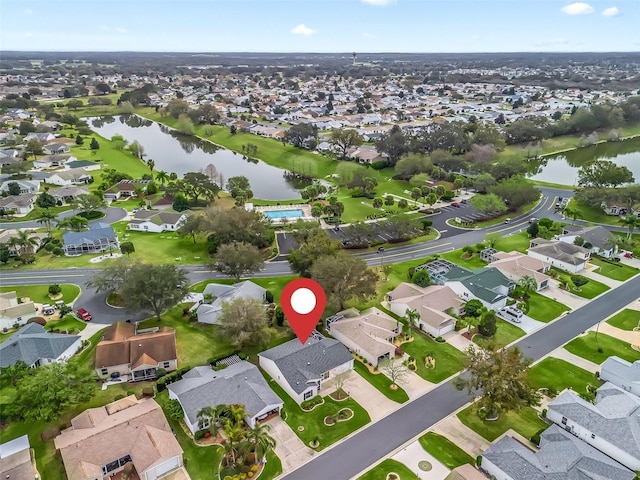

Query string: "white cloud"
[[291, 24, 316, 36], [561, 2, 594, 15], [602, 6, 620, 16], [115, 27, 127, 33], [361, 0, 396, 5]]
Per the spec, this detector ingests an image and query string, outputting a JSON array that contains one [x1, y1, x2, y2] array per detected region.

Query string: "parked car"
[[504, 218, 511, 224], [42, 304, 55, 315], [461, 199, 468, 204], [613, 257, 621, 262], [76, 308, 92, 321], [528, 217, 537, 224], [624, 252, 633, 259], [450, 202, 460, 208]]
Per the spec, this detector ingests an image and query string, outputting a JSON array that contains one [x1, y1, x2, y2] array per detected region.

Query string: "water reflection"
[[87, 115, 302, 200]]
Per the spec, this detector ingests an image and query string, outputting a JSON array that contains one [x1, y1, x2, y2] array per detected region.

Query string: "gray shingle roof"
[[0, 323, 80, 368], [601, 356, 640, 385], [482, 425, 635, 480], [259, 335, 352, 394], [62, 222, 116, 246], [548, 383, 640, 463], [167, 362, 282, 425]]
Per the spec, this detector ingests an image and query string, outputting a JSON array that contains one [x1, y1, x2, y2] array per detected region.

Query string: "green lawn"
[[399, 330, 467, 383], [526, 291, 570, 323], [440, 250, 487, 270], [552, 269, 610, 299], [494, 232, 530, 254], [353, 359, 409, 403], [44, 315, 87, 333], [528, 357, 602, 394], [260, 450, 283, 480], [590, 257, 640, 281], [564, 331, 640, 364], [1, 204, 71, 222], [473, 319, 525, 348], [457, 405, 547, 442], [606, 309, 640, 331], [419, 432, 474, 470], [0, 284, 81, 305], [357, 459, 417, 480], [564, 199, 624, 226], [261, 371, 371, 451]]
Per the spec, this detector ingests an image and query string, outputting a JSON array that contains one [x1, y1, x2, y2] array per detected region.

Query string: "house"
[[601, 201, 629, 217], [483, 249, 552, 290], [326, 307, 402, 366], [259, 333, 353, 404], [601, 357, 640, 397], [62, 222, 118, 255], [0, 323, 81, 369], [387, 283, 461, 337], [33, 154, 77, 169], [0, 179, 40, 195], [528, 238, 590, 273], [0, 435, 36, 480], [482, 424, 635, 480], [196, 281, 266, 325], [66, 159, 101, 171], [557, 225, 618, 258], [44, 167, 92, 186], [94, 322, 177, 381], [42, 143, 71, 155], [54, 396, 184, 480], [547, 382, 640, 471], [0, 291, 37, 330], [48, 185, 89, 204], [443, 266, 514, 311], [0, 193, 37, 215], [0, 230, 48, 257], [103, 179, 148, 201], [167, 361, 283, 434], [128, 210, 187, 233]]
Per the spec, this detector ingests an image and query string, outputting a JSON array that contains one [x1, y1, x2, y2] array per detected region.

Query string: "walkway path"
[[443, 330, 474, 352], [79, 322, 108, 341], [432, 415, 490, 458], [583, 264, 623, 289], [551, 347, 600, 373], [269, 417, 315, 473], [591, 321, 640, 345]]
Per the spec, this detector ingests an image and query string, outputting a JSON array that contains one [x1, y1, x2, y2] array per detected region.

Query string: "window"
[[163, 361, 170, 368], [591, 433, 595, 439], [561, 416, 567, 425], [321, 371, 329, 380], [303, 390, 313, 400], [101, 368, 108, 375]]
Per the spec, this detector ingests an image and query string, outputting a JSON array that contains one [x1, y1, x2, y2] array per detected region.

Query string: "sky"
[[1, 0, 638, 53]]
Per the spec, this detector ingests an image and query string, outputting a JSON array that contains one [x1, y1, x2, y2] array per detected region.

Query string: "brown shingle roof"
[[95, 324, 176, 369]]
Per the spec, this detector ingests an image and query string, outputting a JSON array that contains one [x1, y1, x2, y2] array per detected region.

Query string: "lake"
[[88, 115, 302, 200], [528, 136, 640, 186]]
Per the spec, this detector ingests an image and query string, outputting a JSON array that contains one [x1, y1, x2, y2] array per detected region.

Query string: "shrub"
[[407, 267, 416, 279], [194, 430, 206, 440], [44, 243, 55, 252], [530, 427, 546, 446], [476, 455, 482, 467], [436, 336, 445, 343], [265, 290, 274, 303], [246, 453, 257, 465], [597, 347, 604, 353], [371, 160, 388, 170], [247, 473, 253, 478], [570, 275, 589, 287], [155, 368, 166, 379], [412, 269, 432, 287], [251, 465, 258, 472], [52, 247, 64, 256], [114, 394, 125, 401], [542, 408, 547, 418], [240, 466, 251, 474]]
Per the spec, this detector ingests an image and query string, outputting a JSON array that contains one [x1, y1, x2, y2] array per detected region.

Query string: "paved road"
[[280, 275, 640, 480], [0, 206, 127, 230]]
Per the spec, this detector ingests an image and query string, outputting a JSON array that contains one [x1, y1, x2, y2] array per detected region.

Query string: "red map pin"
[[280, 278, 327, 344]]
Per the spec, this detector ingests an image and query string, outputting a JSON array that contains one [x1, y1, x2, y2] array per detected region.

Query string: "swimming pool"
[[263, 209, 304, 219]]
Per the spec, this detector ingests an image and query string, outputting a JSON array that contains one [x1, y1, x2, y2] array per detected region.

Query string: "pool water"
[[263, 209, 304, 219]]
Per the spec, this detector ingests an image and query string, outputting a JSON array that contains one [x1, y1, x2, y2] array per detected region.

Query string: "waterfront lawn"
[[358, 459, 416, 480], [457, 405, 546, 442], [0, 283, 81, 305], [590, 257, 639, 281], [526, 292, 570, 323], [261, 372, 371, 451], [473, 319, 525, 348], [353, 360, 409, 403], [418, 432, 475, 470], [606, 309, 640, 331], [564, 331, 640, 365], [400, 330, 467, 383], [528, 357, 601, 394], [564, 199, 624, 226]]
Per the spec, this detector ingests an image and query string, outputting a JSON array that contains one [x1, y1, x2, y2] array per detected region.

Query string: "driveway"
[[390, 440, 450, 480], [432, 416, 490, 458], [583, 263, 622, 289], [539, 281, 588, 310], [268, 417, 315, 473], [496, 311, 545, 334], [551, 347, 600, 373]]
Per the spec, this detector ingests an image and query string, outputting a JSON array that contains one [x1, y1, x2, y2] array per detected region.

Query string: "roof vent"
[[138, 344, 142, 347], [307, 362, 311, 365]]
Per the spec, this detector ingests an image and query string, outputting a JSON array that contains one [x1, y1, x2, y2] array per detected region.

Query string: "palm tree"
[[155, 170, 169, 185], [404, 308, 420, 334], [9, 230, 39, 263], [246, 422, 276, 462], [36, 208, 56, 237], [562, 206, 583, 225], [57, 215, 88, 232], [517, 275, 538, 300], [147, 158, 155, 173], [621, 214, 640, 240]]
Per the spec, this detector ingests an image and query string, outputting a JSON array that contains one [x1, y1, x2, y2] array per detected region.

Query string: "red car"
[[77, 308, 92, 321], [450, 202, 460, 208], [624, 252, 633, 259]]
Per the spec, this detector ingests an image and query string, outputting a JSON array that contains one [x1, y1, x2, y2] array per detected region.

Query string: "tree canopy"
[[217, 297, 274, 348]]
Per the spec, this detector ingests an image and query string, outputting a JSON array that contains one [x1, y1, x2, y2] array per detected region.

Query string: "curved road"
[[0, 206, 127, 230]]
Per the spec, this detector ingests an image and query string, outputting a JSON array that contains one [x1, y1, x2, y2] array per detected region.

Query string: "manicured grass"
[[564, 331, 640, 365], [457, 405, 547, 442], [0, 283, 81, 305], [353, 359, 409, 403], [418, 432, 475, 470], [399, 329, 467, 383], [564, 199, 623, 226], [155, 391, 225, 479], [261, 371, 371, 451], [0, 204, 71, 222], [606, 309, 640, 331], [526, 291, 570, 323], [528, 357, 602, 394], [494, 232, 530, 254], [441, 249, 486, 270], [590, 257, 640, 281], [44, 315, 87, 333], [357, 459, 417, 480], [473, 319, 525, 348], [552, 269, 610, 299], [260, 450, 283, 480]]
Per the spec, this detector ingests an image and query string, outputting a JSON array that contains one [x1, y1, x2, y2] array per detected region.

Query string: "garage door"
[[147, 457, 180, 480]]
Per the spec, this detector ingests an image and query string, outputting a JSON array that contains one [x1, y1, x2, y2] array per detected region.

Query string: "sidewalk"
[[551, 347, 600, 373], [432, 415, 490, 458], [582, 264, 623, 289], [269, 417, 315, 473], [79, 322, 108, 341]]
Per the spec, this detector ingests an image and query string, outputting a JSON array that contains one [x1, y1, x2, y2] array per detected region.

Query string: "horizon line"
[[2, 50, 640, 55]]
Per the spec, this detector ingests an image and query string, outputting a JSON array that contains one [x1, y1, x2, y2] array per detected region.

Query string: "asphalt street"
[[0, 206, 127, 230]]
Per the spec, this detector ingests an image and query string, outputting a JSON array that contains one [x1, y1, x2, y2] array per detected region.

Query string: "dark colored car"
[[450, 202, 460, 208]]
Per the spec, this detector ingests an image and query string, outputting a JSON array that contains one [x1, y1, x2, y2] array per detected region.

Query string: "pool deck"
[[251, 204, 314, 223]]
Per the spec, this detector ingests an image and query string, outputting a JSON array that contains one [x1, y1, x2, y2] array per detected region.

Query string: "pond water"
[[528, 136, 640, 186], [88, 115, 303, 200]]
